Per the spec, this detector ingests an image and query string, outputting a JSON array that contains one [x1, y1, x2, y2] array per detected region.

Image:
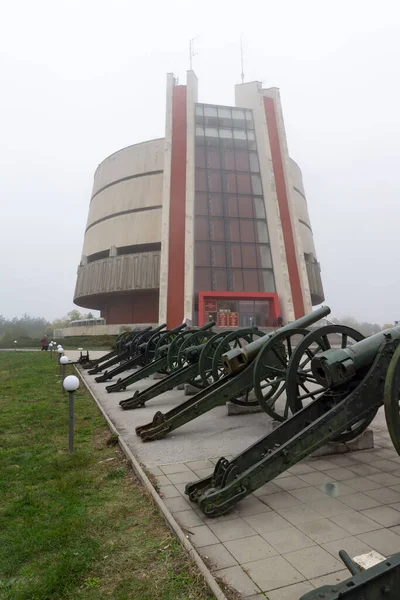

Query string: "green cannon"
[[135, 306, 331, 441], [184, 322, 400, 517], [118, 326, 264, 410], [82, 331, 132, 370], [87, 327, 153, 375]]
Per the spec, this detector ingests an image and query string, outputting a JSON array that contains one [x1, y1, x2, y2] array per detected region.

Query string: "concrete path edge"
[[77, 367, 228, 600]]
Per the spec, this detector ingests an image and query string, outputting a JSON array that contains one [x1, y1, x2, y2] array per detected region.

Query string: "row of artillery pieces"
[[82, 306, 400, 519]]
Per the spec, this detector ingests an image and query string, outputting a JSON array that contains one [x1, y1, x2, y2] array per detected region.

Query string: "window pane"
[[195, 242, 210, 267], [221, 149, 235, 170], [195, 105, 203, 116], [239, 300, 254, 312], [247, 131, 255, 140], [211, 244, 226, 267], [254, 197, 265, 219], [230, 270, 244, 291], [195, 146, 206, 168], [205, 127, 218, 138], [210, 218, 225, 241], [218, 107, 231, 118], [240, 220, 255, 243], [226, 219, 240, 242], [233, 129, 246, 140], [251, 174, 263, 195], [206, 147, 221, 169], [218, 300, 237, 312], [226, 243, 242, 268], [236, 172, 251, 194], [196, 268, 211, 291], [255, 301, 269, 314], [204, 106, 217, 117], [208, 170, 222, 192], [256, 221, 269, 243], [219, 128, 233, 139], [242, 244, 257, 268], [235, 150, 249, 171], [223, 172, 237, 193], [238, 196, 253, 218], [257, 245, 272, 268], [209, 193, 223, 216], [259, 270, 276, 292], [196, 125, 205, 136], [195, 169, 207, 191], [195, 192, 208, 216], [224, 195, 238, 217], [245, 109, 253, 123], [232, 109, 245, 120], [195, 217, 209, 240], [213, 269, 227, 291], [249, 153, 260, 172], [243, 270, 260, 291]]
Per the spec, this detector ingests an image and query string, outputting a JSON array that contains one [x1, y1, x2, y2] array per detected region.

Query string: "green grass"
[[0, 353, 215, 600]]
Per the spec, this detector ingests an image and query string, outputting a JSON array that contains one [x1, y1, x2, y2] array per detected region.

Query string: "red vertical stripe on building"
[[166, 86, 187, 327], [263, 97, 304, 318]]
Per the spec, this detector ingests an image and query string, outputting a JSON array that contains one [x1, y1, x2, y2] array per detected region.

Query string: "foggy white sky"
[[1, 0, 399, 324]]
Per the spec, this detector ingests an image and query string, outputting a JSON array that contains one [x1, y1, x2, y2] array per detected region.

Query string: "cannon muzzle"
[[222, 306, 331, 373]]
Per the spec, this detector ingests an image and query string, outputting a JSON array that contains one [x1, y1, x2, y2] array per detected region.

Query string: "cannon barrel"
[[222, 306, 331, 373], [311, 326, 400, 387]]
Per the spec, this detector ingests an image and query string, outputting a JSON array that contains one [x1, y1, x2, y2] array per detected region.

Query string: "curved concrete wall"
[[83, 139, 164, 257]]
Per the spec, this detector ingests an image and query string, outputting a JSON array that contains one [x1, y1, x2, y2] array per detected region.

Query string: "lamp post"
[[63, 375, 80, 453], [60, 355, 69, 392], [57, 346, 64, 367], [49, 342, 54, 359]]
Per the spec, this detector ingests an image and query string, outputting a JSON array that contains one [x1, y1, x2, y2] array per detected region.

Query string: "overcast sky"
[[1, 0, 399, 324]]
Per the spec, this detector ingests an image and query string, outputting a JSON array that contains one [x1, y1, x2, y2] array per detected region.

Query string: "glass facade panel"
[[193, 102, 276, 303]]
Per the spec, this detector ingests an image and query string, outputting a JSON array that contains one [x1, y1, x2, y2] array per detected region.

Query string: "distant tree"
[[67, 309, 83, 322], [382, 323, 394, 330], [332, 316, 382, 337]]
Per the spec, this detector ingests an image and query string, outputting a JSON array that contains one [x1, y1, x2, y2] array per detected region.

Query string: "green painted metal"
[[222, 306, 331, 373]]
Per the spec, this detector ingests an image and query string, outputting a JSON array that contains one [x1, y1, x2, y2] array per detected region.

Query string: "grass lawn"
[[0, 352, 215, 600]]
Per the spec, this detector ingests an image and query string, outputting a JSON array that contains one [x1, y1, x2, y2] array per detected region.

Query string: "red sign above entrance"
[[205, 299, 217, 312]]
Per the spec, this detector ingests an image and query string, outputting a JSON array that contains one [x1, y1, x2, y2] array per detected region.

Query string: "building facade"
[[74, 72, 324, 328]]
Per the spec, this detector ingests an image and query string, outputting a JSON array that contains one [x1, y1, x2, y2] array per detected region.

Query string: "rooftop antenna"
[[189, 38, 198, 71], [240, 37, 245, 83]]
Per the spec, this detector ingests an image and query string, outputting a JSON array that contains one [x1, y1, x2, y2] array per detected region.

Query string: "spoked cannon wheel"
[[212, 328, 266, 407], [286, 325, 365, 414], [198, 331, 233, 387], [166, 330, 201, 372], [174, 329, 215, 387], [144, 330, 169, 364], [153, 329, 185, 362], [384, 343, 400, 455], [253, 328, 310, 421]]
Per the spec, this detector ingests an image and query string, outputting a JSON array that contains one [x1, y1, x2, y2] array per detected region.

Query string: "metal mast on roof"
[[189, 38, 198, 70]]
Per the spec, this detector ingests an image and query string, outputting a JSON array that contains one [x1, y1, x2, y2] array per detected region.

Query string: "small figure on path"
[[40, 335, 49, 351], [277, 315, 283, 327]]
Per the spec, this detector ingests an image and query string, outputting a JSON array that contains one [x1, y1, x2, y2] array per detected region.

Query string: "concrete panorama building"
[[74, 72, 324, 330]]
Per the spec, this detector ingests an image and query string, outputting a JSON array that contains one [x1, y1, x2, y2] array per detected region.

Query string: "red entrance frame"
[[198, 291, 280, 327]]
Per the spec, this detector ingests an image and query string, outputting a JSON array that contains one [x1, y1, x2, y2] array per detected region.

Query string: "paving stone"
[[208, 517, 257, 542], [242, 555, 305, 592], [365, 487, 400, 504], [235, 495, 272, 516], [158, 484, 181, 499], [390, 484, 400, 493], [352, 451, 381, 464], [344, 463, 381, 477], [372, 459, 400, 472], [275, 476, 309, 491], [323, 467, 356, 481], [155, 475, 171, 486], [309, 498, 354, 518], [390, 525, 400, 535], [299, 472, 337, 486], [216, 565, 260, 597], [174, 482, 189, 496], [206, 510, 240, 524], [188, 525, 219, 548], [361, 505, 400, 527], [368, 473, 400, 486], [276, 504, 323, 526], [224, 535, 278, 563], [253, 482, 282, 496], [185, 459, 214, 470], [357, 528, 400, 555], [168, 471, 199, 484], [319, 482, 356, 497], [199, 543, 238, 569], [261, 526, 315, 554], [328, 456, 358, 467], [193, 467, 214, 478], [297, 518, 348, 544], [266, 581, 314, 600], [287, 463, 316, 476], [244, 511, 291, 535], [284, 545, 344, 579], [147, 465, 162, 476], [163, 496, 191, 513], [160, 463, 191, 475], [261, 492, 302, 510], [309, 570, 350, 588], [344, 477, 382, 492], [289, 486, 328, 503], [321, 535, 373, 559], [331, 512, 381, 535], [308, 459, 338, 471], [390, 503, 400, 512], [339, 492, 383, 510], [175, 509, 204, 528], [391, 472, 400, 480], [275, 470, 292, 479]]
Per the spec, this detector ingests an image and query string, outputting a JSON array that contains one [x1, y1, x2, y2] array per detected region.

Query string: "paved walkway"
[[80, 364, 400, 600]]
